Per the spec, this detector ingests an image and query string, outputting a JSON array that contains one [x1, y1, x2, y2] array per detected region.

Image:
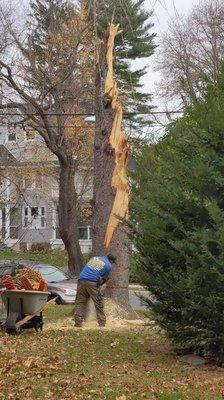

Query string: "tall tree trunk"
[[92, 28, 133, 313], [58, 156, 83, 276]]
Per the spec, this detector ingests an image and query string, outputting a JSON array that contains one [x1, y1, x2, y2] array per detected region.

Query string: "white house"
[[0, 115, 93, 254]]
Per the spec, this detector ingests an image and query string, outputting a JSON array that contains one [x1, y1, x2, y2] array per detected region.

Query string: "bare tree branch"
[[0, 1, 94, 274], [157, 0, 224, 104]]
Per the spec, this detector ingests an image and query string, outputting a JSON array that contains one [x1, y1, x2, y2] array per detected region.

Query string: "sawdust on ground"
[[45, 299, 152, 332]]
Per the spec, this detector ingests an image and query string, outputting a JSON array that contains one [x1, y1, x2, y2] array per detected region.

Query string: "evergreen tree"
[[30, 0, 73, 42], [130, 64, 224, 359], [84, 0, 155, 126], [28, 0, 77, 89]]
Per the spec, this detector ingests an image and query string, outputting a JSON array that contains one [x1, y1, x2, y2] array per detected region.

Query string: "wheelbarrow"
[[0, 289, 51, 334]]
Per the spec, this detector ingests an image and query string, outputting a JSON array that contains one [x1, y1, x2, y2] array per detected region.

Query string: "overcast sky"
[[18, 0, 202, 113], [142, 0, 201, 109], [18, 0, 201, 103]]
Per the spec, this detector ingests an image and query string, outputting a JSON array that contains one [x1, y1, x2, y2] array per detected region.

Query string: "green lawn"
[[0, 250, 92, 272], [0, 249, 69, 269], [0, 306, 223, 400]]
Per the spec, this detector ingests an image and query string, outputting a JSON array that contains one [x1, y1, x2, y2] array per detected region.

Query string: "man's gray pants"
[[74, 280, 106, 327]]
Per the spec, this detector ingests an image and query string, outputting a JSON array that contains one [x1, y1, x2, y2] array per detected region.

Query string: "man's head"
[[107, 253, 117, 264]]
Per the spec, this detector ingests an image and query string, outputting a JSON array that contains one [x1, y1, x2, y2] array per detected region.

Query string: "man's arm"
[[98, 277, 107, 286], [98, 261, 112, 285]]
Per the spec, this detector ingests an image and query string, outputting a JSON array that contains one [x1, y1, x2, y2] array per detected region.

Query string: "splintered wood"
[[104, 23, 131, 248]]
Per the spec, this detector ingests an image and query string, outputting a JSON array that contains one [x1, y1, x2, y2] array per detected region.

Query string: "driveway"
[[129, 286, 150, 310]]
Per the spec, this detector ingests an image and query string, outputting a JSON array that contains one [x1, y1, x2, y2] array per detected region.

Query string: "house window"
[[1, 208, 6, 239], [10, 207, 19, 239], [78, 227, 88, 240], [55, 225, 91, 241], [78, 226, 91, 241], [8, 132, 17, 142], [40, 207, 46, 228], [56, 227, 61, 239], [54, 205, 91, 241], [23, 206, 46, 229], [24, 207, 29, 227], [31, 206, 38, 219], [54, 205, 61, 239]]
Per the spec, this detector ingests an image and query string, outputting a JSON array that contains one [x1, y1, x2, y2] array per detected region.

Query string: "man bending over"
[[74, 254, 116, 327]]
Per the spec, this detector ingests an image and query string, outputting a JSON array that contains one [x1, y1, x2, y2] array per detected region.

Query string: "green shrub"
[[129, 253, 141, 283], [130, 67, 224, 359]]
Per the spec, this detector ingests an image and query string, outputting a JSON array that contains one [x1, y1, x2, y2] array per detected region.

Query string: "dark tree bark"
[[92, 29, 133, 314], [58, 156, 83, 276], [0, 3, 91, 278]]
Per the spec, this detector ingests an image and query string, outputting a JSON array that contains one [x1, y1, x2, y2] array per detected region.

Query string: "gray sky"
[[18, 0, 200, 103], [142, 0, 201, 108], [18, 0, 202, 113]]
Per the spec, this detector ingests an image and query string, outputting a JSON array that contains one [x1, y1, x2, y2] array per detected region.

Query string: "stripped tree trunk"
[[93, 24, 133, 313], [58, 156, 83, 276]]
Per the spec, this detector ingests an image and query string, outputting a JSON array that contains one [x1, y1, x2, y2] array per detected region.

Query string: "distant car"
[[0, 260, 77, 305]]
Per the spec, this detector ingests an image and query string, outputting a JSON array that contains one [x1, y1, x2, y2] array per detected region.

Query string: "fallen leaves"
[[24, 356, 36, 368], [88, 389, 102, 395], [0, 305, 223, 400], [110, 338, 119, 348], [2, 359, 18, 373]]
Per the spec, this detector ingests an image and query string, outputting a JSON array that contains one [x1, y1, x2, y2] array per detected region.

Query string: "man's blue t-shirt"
[[78, 256, 112, 282]]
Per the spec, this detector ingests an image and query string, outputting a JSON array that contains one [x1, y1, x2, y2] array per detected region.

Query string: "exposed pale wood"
[[104, 23, 130, 248], [93, 23, 133, 314]]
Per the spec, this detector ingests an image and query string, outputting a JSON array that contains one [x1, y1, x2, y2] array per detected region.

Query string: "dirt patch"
[[44, 299, 151, 332]]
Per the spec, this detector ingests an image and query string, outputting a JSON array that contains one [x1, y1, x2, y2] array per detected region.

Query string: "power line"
[[0, 123, 166, 127], [0, 111, 182, 117]]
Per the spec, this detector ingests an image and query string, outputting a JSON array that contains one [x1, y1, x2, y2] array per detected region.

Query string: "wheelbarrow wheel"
[[4, 312, 22, 335], [5, 325, 22, 335]]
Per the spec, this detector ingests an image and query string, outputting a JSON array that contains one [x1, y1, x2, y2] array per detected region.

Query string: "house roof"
[[0, 145, 17, 166]]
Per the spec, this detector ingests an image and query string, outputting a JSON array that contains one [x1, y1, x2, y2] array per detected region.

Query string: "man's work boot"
[[74, 318, 83, 327], [74, 323, 82, 328]]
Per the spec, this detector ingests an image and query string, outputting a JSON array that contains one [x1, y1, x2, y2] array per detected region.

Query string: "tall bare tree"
[[157, 0, 224, 105], [0, 0, 93, 275]]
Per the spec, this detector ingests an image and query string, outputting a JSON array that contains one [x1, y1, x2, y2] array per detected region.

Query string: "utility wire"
[[0, 111, 182, 116], [0, 123, 167, 127]]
